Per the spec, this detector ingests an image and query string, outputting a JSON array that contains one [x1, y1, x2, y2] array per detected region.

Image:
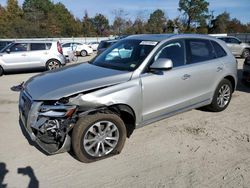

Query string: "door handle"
[[217, 67, 223, 72], [182, 74, 191, 80], [21, 54, 26, 56]]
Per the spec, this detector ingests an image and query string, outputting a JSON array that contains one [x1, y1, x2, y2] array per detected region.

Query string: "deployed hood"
[[25, 63, 132, 100]]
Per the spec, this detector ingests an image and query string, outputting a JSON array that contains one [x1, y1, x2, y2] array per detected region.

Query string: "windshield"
[[0, 42, 13, 53], [92, 39, 158, 71]]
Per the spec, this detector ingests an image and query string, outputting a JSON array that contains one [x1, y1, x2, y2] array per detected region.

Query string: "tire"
[[242, 49, 250, 58], [46, 59, 61, 70], [0, 66, 4, 76], [80, 50, 87, 57], [72, 113, 127, 163], [207, 79, 232, 112]]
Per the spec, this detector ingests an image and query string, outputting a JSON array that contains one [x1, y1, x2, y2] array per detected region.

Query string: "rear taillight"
[[57, 42, 63, 54]]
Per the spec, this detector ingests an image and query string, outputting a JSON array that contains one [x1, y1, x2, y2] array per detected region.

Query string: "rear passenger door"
[[28, 43, 50, 68], [184, 38, 224, 103]]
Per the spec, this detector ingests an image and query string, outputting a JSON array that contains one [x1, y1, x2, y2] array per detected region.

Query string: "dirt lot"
[[1, 58, 250, 188]]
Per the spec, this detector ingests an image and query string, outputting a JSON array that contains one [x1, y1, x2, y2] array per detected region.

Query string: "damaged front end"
[[19, 91, 78, 154]]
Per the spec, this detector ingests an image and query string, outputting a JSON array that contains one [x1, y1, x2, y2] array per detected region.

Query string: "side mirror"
[[6, 49, 10, 53], [150, 58, 173, 71]]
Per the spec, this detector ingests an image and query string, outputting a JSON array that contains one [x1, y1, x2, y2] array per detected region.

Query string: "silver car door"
[[29, 43, 48, 67], [140, 40, 191, 122], [1, 43, 29, 70]]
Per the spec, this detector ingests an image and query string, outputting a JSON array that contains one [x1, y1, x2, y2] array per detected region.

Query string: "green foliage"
[[209, 12, 230, 33], [0, 0, 249, 38], [92, 14, 109, 36], [179, 0, 209, 31], [82, 11, 96, 37], [146, 9, 167, 33]]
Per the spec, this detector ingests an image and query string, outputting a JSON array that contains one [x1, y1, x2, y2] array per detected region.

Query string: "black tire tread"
[[72, 112, 126, 163], [207, 79, 232, 112]]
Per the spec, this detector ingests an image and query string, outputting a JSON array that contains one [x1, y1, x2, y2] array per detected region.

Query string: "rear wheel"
[[46, 59, 61, 70], [242, 49, 250, 58], [0, 66, 3, 76], [80, 50, 87, 57], [207, 79, 232, 112], [72, 113, 126, 163]]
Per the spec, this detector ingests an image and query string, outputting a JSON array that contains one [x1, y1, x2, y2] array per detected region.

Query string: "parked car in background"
[[0, 40, 66, 76], [242, 56, 250, 83], [19, 34, 237, 162], [62, 42, 93, 57], [97, 39, 118, 55], [88, 41, 99, 51], [218, 36, 250, 58], [0, 40, 12, 51]]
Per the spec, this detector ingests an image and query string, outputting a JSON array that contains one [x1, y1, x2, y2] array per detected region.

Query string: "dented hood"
[[25, 63, 132, 100]]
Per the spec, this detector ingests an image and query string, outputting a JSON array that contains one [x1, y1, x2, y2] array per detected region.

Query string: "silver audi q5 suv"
[[19, 34, 237, 162]]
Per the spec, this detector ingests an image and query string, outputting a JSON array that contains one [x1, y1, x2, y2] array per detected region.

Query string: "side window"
[[211, 41, 227, 58], [30, 43, 46, 51], [45, 43, 52, 50], [218, 38, 227, 43], [229, 38, 241, 44], [186, 39, 215, 64], [155, 40, 185, 67], [9, 43, 28, 52], [62, 43, 70, 47]]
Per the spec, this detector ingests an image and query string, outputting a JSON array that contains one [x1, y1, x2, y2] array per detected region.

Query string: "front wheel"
[[46, 59, 61, 70], [72, 113, 127, 163], [207, 79, 232, 112]]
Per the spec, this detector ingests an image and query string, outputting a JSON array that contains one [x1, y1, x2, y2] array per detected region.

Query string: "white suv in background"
[[0, 40, 66, 76], [218, 36, 250, 58], [62, 42, 93, 57]]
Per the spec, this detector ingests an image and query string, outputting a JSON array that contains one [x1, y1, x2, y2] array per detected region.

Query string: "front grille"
[[20, 91, 32, 124]]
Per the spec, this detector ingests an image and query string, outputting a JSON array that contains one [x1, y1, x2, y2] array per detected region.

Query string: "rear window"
[[30, 43, 46, 51], [211, 40, 227, 58], [186, 39, 215, 64]]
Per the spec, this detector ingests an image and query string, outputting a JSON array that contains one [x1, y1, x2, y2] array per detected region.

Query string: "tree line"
[[0, 0, 249, 38]]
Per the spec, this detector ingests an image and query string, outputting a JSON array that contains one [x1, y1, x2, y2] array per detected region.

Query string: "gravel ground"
[[0, 57, 250, 188]]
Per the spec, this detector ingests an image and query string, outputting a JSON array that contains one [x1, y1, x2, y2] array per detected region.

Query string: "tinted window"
[[218, 37, 227, 42], [62, 43, 70, 47], [30, 43, 46, 51], [228, 38, 241, 44], [9, 43, 28, 52], [155, 40, 185, 67], [211, 41, 227, 58], [186, 39, 215, 64]]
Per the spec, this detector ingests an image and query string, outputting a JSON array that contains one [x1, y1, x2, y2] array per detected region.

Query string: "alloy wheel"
[[217, 84, 231, 108], [83, 121, 119, 157], [48, 61, 60, 70]]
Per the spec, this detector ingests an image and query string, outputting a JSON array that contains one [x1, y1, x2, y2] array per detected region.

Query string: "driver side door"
[[140, 39, 191, 122], [1, 43, 29, 70]]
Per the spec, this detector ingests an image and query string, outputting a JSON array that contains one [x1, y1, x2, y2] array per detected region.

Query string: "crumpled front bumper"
[[19, 91, 71, 155]]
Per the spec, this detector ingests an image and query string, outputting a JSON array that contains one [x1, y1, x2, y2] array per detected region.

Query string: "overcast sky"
[[0, 0, 249, 23]]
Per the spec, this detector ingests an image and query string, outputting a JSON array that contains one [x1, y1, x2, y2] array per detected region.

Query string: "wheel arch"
[[224, 75, 236, 92], [81, 104, 136, 138], [108, 104, 136, 138]]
